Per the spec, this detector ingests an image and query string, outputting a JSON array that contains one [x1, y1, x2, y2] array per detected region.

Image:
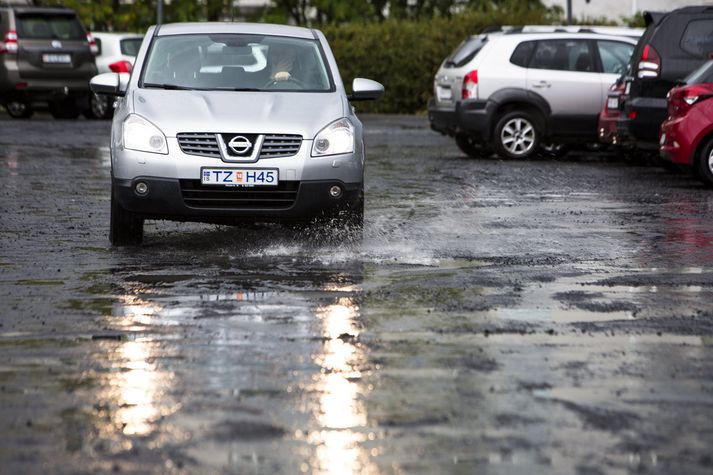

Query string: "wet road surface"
[[1, 114, 713, 474]]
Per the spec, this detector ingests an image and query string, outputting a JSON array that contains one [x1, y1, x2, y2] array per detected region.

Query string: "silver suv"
[[428, 26, 641, 159], [90, 22, 383, 245]]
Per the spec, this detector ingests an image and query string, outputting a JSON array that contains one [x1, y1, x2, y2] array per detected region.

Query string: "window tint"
[[16, 14, 85, 40], [680, 19, 713, 58], [120, 38, 142, 56], [444, 36, 487, 68], [597, 40, 633, 74], [529, 39, 594, 72], [142, 34, 332, 92], [510, 41, 535, 67], [685, 59, 713, 85]]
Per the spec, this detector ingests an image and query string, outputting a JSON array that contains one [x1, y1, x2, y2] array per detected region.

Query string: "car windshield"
[[140, 34, 333, 92], [685, 59, 713, 85], [16, 14, 85, 40]]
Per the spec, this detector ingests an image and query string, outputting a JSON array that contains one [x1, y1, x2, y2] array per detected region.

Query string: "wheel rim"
[[500, 117, 535, 156], [708, 147, 713, 174], [91, 93, 107, 117], [6, 102, 27, 116]]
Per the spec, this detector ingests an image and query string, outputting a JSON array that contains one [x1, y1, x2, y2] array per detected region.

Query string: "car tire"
[[493, 111, 541, 159], [5, 101, 33, 119], [110, 187, 144, 245], [84, 93, 112, 120], [49, 99, 81, 119], [455, 134, 490, 158], [696, 136, 713, 188]]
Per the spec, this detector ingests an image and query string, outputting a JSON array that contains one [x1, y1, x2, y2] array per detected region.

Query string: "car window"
[[680, 19, 713, 58], [16, 14, 85, 40], [141, 34, 332, 92], [597, 40, 633, 75], [529, 39, 594, 72], [444, 36, 488, 68], [120, 38, 142, 56], [685, 59, 713, 84], [510, 41, 535, 67]]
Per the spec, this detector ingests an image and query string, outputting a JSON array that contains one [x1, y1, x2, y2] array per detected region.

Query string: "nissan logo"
[[51, 40, 62, 49], [228, 135, 252, 155]]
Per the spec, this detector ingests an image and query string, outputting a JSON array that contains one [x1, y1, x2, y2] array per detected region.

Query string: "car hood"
[[130, 89, 346, 138]]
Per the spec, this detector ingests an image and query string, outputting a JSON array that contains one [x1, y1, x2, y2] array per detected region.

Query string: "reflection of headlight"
[[123, 114, 168, 154], [312, 118, 354, 157]]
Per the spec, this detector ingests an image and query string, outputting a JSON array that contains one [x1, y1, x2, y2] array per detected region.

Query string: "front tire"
[[493, 111, 541, 159], [6, 101, 33, 119], [110, 187, 144, 245], [696, 136, 713, 188]]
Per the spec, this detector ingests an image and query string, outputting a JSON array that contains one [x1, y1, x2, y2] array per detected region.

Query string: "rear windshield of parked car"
[[444, 36, 488, 68], [16, 14, 85, 40], [141, 34, 333, 92], [685, 59, 713, 85], [680, 19, 713, 58], [121, 38, 142, 56]]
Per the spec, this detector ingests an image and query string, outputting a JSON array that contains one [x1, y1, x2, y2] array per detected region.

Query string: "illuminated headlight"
[[311, 118, 354, 157], [123, 114, 168, 154]]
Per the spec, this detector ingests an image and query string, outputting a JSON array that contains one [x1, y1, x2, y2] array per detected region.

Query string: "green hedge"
[[322, 9, 555, 113]]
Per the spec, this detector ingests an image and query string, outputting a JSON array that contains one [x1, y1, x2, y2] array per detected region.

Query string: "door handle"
[[532, 81, 551, 88]]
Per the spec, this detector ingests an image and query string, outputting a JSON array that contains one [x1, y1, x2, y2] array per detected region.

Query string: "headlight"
[[123, 114, 168, 154], [311, 118, 354, 157]]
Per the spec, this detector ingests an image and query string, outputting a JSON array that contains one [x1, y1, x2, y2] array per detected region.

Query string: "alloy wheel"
[[500, 117, 535, 156]]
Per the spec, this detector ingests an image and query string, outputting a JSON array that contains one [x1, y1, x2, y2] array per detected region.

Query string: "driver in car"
[[268, 45, 297, 82]]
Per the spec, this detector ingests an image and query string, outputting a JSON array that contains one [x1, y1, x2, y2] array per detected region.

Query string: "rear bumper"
[[619, 96, 667, 147], [597, 110, 620, 145], [114, 177, 362, 224], [427, 98, 493, 140]]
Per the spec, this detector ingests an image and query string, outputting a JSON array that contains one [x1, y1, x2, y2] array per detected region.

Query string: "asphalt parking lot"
[[1, 114, 713, 474]]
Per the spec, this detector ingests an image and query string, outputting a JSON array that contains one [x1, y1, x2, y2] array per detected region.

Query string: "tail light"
[[637, 44, 661, 79], [461, 70, 478, 100], [109, 60, 133, 73], [667, 85, 713, 117], [87, 32, 98, 55], [0, 30, 18, 54]]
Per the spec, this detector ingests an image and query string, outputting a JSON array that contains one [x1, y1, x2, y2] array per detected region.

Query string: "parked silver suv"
[[428, 26, 641, 159]]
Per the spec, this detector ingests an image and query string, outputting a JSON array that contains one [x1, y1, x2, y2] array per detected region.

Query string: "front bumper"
[[114, 177, 362, 223], [427, 98, 493, 140], [659, 116, 695, 166]]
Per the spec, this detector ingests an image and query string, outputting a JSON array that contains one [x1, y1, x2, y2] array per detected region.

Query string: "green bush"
[[322, 8, 556, 113]]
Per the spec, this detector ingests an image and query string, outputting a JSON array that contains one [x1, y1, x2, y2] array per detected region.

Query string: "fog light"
[[135, 181, 149, 195], [329, 185, 342, 198]]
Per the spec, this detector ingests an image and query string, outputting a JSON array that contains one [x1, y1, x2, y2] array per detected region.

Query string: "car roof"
[[495, 32, 640, 43], [156, 22, 316, 39], [92, 31, 143, 39]]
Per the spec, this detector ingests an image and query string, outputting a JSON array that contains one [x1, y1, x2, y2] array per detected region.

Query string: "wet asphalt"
[[1, 113, 713, 475]]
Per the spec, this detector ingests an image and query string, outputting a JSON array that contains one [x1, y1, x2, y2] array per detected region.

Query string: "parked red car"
[[598, 78, 626, 145], [660, 60, 713, 186]]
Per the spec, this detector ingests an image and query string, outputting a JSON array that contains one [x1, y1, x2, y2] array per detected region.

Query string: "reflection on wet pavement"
[[1, 116, 713, 474]]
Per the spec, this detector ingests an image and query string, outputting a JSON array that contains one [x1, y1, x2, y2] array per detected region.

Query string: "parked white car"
[[428, 26, 642, 159], [88, 32, 142, 118]]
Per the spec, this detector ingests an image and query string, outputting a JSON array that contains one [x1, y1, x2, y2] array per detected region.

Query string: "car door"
[[526, 38, 603, 137]]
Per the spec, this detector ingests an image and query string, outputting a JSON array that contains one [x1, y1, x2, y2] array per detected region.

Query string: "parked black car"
[[0, 2, 98, 119], [619, 6, 713, 149]]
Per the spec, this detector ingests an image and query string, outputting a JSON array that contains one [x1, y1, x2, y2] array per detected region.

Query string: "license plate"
[[201, 168, 278, 186], [660, 133, 666, 146], [607, 97, 619, 110], [42, 54, 71, 64], [437, 86, 452, 101]]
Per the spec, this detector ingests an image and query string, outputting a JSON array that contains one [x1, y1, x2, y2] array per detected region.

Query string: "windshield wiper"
[[142, 83, 195, 90], [212, 87, 262, 92]]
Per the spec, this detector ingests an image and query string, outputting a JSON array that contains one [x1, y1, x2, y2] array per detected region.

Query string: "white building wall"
[[542, 0, 711, 22]]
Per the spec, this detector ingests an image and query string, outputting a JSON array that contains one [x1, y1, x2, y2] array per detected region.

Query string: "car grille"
[[176, 133, 221, 158], [180, 180, 299, 209], [177, 133, 303, 159]]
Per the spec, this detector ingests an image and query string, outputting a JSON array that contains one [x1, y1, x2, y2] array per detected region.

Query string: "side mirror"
[[90, 72, 129, 96], [349, 78, 384, 101]]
